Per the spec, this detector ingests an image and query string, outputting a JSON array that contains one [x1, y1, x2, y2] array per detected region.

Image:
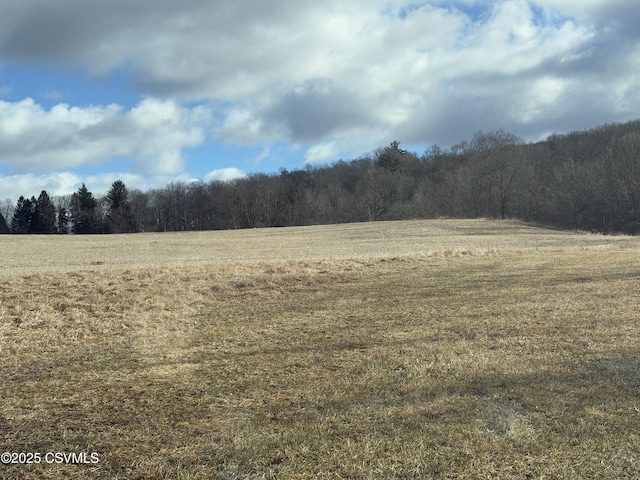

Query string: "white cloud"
[[199, 0, 623, 148], [214, 104, 284, 146], [0, 169, 218, 204], [203, 167, 246, 183], [0, 171, 153, 202], [0, 97, 210, 175], [0, 172, 82, 201], [304, 141, 339, 164], [253, 147, 271, 165], [514, 76, 570, 124]]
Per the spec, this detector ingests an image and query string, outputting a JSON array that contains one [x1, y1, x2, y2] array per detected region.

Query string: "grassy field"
[[1, 219, 640, 478]]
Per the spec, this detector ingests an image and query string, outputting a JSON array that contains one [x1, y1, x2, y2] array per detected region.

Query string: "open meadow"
[[1, 219, 640, 478]]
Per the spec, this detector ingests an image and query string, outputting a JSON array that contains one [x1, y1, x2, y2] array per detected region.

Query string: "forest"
[[2, 119, 640, 235]]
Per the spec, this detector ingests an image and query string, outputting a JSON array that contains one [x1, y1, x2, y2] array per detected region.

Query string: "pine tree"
[[106, 180, 137, 233], [56, 206, 69, 234], [11, 196, 35, 234], [374, 141, 407, 173], [31, 190, 56, 234], [70, 184, 99, 234]]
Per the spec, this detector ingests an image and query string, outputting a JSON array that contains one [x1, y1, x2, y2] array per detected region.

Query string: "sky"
[[1, 0, 640, 203]]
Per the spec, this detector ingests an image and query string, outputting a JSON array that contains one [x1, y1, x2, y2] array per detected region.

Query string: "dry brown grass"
[[1, 218, 637, 274], [1, 219, 640, 479]]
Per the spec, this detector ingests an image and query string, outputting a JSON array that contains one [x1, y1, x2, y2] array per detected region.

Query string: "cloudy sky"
[[1, 0, 639, 202]]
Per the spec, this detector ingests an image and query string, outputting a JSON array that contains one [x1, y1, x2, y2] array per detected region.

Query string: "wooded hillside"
[[3, 120, 640, 234]]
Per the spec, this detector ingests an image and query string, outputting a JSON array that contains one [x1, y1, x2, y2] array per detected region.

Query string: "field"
[[1, 219, 640, 479]]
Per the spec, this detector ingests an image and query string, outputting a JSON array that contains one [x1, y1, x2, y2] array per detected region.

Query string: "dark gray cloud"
[[263, 79, 371, 142], [582, 1, 640, 36], [0, 0, 151, 63]]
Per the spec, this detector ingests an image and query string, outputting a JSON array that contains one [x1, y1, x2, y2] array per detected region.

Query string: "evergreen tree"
[[374, 141, 407, 173], [31, 190, 56, 234], [70, 184, 99, 234], [56, 206, 69, 234], [106, 180, 136, 233], [11, 196, 35, 234]]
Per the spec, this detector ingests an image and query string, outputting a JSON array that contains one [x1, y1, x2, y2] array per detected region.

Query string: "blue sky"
[[1, 0, 640, 203]]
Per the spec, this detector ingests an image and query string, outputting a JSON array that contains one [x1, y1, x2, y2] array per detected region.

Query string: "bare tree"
[[0, 198, 13, 224], [600, 132, 640, 232], [467, 130, 524, 219]]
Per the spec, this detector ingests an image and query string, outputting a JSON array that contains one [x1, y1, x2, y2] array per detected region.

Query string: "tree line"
[[0, 181, 135, 235], [2, 120, 640, 235]]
